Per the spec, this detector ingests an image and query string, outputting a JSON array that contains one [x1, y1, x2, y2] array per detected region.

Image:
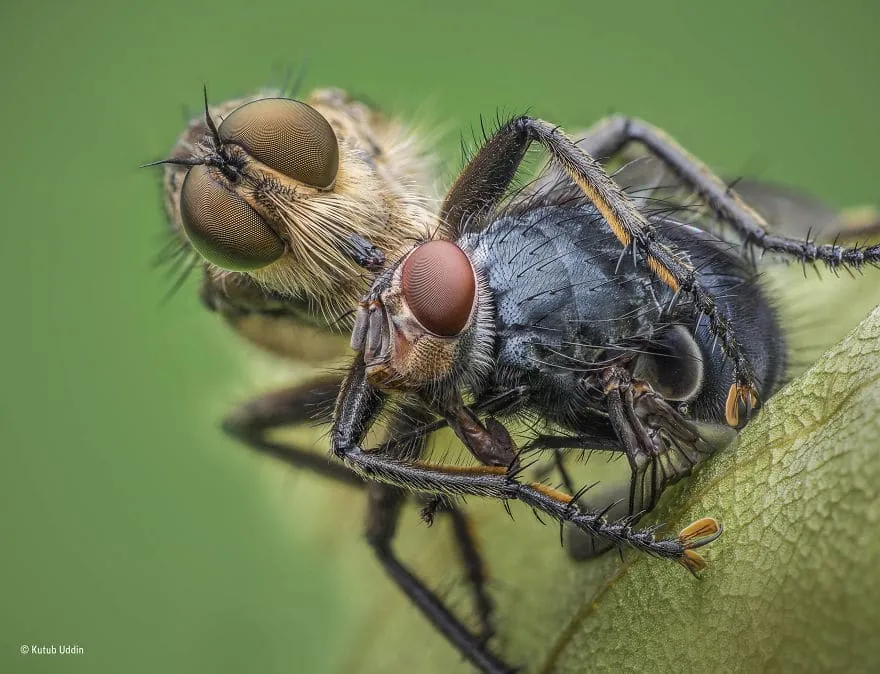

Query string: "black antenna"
[[139, 157, 206, 169], [202, 83, 222, 147]]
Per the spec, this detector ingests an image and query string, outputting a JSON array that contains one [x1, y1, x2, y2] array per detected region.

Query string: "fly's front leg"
[[575, 115, 880, 268], [224, 377, 499, 634], [226, 374, 498, 643], [525, 432, 629, 561], [223, 375, 362, 486], [334, 359, 514, 673], [333, 360, 722, 575], [381, 400, 498, 645]]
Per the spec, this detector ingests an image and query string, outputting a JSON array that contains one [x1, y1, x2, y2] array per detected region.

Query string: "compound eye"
[[401, 240, 476, 336], [180, 164, 285, 271], [218, 98, 339, 188]]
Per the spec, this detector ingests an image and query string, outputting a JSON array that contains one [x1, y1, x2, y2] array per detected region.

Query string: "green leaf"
[[317, 263, 880, 673], [536, 301, 880, 673]]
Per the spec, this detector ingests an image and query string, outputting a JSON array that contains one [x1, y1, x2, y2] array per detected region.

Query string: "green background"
[[2, 1, 879, 673]]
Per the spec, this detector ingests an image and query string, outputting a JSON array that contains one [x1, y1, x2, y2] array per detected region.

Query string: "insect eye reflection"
[[400, 240, 477, 336]]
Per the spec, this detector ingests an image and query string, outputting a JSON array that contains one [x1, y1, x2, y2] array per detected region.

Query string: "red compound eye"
[[400, 240, 476, 336]]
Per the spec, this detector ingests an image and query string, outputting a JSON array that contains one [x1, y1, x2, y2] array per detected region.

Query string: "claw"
[[679, 549, 708, 575], [676, 517, 722, 575], [724, 383, 759, 427], [678, 516, 722, 548]]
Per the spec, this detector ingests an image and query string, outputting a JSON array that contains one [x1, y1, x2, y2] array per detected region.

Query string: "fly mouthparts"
[[350, 299, 392, 366], [364, 301, 391, 363], [350, 302, 370, 351]]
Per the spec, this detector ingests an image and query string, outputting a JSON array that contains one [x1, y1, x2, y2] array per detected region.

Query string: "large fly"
[[330, 116, 880, 673]]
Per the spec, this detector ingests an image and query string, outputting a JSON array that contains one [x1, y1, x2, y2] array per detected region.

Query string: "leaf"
[[310, 262, 880, 673], [536, 301, 880, 673]]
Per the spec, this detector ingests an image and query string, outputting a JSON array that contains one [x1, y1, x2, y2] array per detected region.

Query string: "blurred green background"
[[2, 1, 879, 672]]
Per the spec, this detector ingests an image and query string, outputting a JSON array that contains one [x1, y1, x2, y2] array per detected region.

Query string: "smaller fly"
[[331, 115, 880, 673]]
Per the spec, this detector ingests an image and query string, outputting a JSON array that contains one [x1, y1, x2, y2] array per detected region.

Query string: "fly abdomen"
[[657, 223, 787, 424]]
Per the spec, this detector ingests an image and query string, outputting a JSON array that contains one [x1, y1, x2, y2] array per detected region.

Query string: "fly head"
[[350, 239, 495, 395]]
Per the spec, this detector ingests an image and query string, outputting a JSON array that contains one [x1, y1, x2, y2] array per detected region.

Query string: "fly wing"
[[729, 180, 879, 243], [723, 178, 843, 241], [523, 134, 876, 252], [610, 153, 853, 246]]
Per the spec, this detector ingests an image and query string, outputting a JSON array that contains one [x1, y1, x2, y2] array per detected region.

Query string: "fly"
[[331, 115, 880, 673], [149, 88, 880, 674]]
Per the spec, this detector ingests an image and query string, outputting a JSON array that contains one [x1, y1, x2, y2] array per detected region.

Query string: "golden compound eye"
[[180, 164, 285, 271], [401, 240, 476, 336], [218, 98, 339, 188]]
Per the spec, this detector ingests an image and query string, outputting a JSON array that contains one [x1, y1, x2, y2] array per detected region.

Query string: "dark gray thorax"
[[460, 205, 661, 391], [458, 202, 786, 428]]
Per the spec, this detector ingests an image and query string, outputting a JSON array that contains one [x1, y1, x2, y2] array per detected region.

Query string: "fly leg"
[[377, 402, 499, 649], [442, 399, 624, 563], [359, 396, 515, 674], [565, 115, 880, 269], [439, 502, 495, 643], [224, 380, 498, 644], [601, 366, 724, 526], [419, 495, 497, 644], [334, 356, 722, 574], [524, 433, 631, 561], [222, 375, 361, 485], [364, 483, 515, 674], [439, 395, 519, 468], [374, 386, 531, 456], [525, 368, 724, 561]]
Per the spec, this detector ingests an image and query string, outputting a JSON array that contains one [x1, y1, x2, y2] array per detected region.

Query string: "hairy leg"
[[224, 378, 499, 645]]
